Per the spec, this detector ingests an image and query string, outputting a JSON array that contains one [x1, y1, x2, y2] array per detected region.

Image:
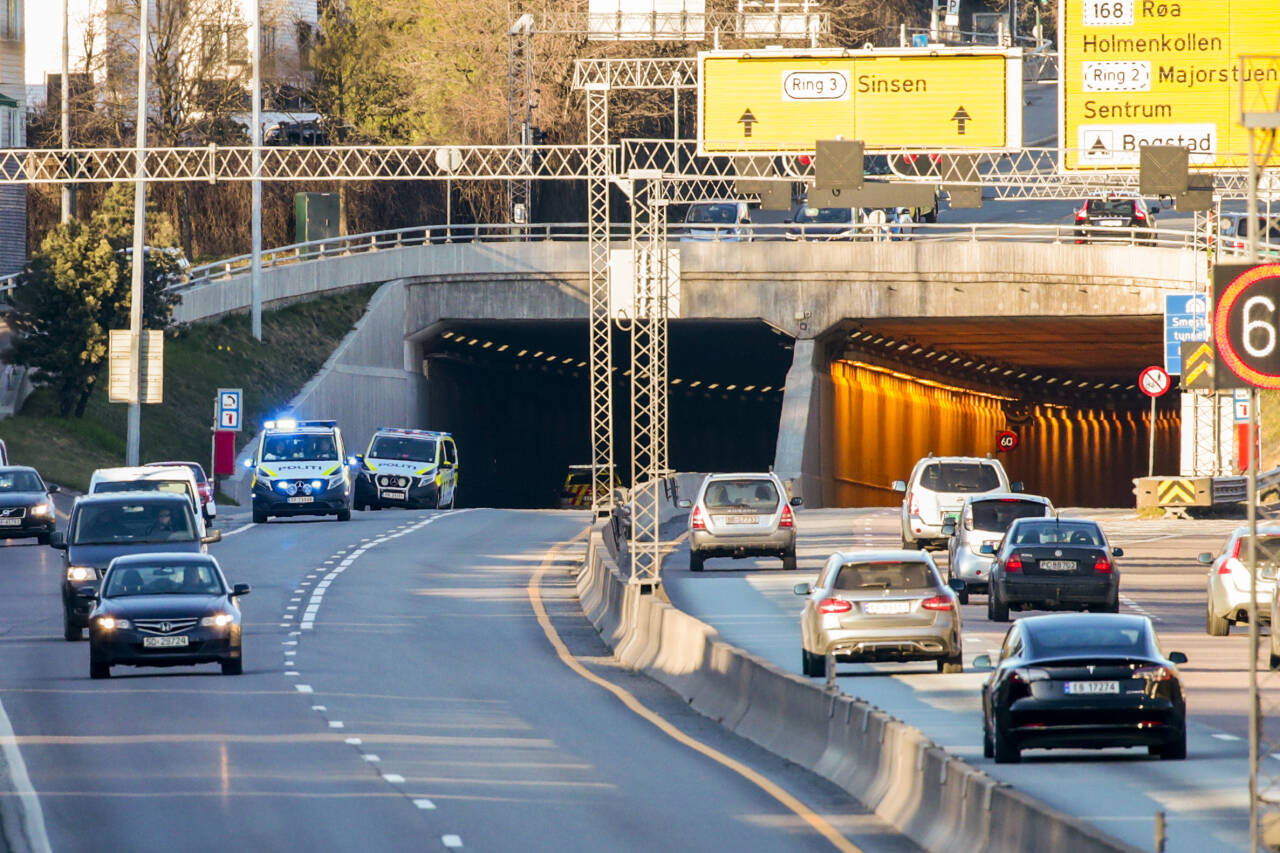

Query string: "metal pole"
[[445, 177, 451, 242], [1148, 393, 1156, 477], [59, 0, 72, 222], [1249, 382, 1260, 853], [126, 0, 148, 467], [1249, 127, 1260, 262], [250, 0, 263, 341]]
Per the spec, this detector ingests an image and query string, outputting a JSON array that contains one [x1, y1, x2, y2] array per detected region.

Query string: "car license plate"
[[381, 490, 407, 501], [1064, 680, 1118, 695], [0, 518, 20, 526], [724, 515, 759, 525], [287, 496, 315, 504], [863, 601, 912, 615], [1040, 560, 1077, 571], [1098, 218, 1123, 226], [142, 635, 189, 648]]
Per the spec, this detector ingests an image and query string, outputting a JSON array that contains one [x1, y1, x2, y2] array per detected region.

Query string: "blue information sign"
[[1164, 293, 1210, 375]]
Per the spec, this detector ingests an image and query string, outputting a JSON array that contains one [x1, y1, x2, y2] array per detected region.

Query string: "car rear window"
[[1086, 199, 1137, 216], [795, 207, 853, 224], [703, 479, 779, 512], [834, 561, 936, 591], [918, 462, 1001, 493], [1010, 521, 1103, 547], [1027, 624, 1146, 655], [971, 499, 1048, 531]]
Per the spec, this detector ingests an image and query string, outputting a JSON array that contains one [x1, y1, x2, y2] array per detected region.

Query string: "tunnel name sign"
[[1060, 0, 1279, 170], [1213, 263, 1280, 390], [697, 47, 1023, 155]]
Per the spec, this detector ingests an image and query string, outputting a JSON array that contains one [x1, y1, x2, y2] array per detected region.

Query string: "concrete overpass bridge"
[[177, 225, 1204, 509]]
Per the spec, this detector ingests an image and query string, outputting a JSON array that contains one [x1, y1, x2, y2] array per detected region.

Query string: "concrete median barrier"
[[577, 504, 1143, 853]]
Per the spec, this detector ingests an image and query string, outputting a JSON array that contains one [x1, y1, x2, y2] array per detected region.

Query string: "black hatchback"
[[976, 613, 1187, 763], [0, 466, 58, 545], [983, 517, 1121, 621]]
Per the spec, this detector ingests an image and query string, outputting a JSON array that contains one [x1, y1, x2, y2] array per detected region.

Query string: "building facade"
[[0, 0, 26, 275]]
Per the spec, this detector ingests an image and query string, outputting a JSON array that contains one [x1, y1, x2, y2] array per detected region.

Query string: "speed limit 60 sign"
[[1213, 263, 1280, 389]]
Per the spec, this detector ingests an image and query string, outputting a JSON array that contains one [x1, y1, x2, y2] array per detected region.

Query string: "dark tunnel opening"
[[419, 320, 795, 508]]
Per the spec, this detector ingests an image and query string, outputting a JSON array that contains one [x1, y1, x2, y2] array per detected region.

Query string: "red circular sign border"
[[996, 429, 1019, 452], [1138, 365, 1170, 397], [1214, 263, 1280, 389]]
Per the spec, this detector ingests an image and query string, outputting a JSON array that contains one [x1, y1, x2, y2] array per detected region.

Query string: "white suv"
[[893, 456, 1020, 551]]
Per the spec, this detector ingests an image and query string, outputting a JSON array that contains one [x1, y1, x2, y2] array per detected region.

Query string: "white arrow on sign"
[[222, 393, 238, 408]]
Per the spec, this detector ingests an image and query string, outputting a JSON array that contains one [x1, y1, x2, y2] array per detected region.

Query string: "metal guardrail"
[[174, 219, 1211, 292]]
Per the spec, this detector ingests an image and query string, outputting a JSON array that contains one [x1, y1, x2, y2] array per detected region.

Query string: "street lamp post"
[[250, 0, 263, 341], [125, 0, 149, 466]]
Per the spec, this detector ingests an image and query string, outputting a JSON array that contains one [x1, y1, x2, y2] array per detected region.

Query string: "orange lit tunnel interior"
[[831, 360, 1180, 508]]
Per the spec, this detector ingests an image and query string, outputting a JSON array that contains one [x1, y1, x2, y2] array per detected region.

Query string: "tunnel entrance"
[[418, 320, 793, 508], [826, 317, 1180, 508]]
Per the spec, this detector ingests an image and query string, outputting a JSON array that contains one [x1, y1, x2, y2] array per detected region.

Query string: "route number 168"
[[1083, 0, 1134, 25]]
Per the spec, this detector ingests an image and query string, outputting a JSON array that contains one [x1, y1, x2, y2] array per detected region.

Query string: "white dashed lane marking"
[[442, 835, 463, 848], [414, 799, 436, 810]]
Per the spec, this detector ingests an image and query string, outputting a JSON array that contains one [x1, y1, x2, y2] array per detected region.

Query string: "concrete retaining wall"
[[578, 492, 1143, 853]]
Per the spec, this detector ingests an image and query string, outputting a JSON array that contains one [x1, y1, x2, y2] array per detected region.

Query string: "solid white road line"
[[442, 836, 463, 848], [0, 694, 53, 853]]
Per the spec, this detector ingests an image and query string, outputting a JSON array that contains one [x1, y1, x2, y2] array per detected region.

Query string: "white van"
[[88, 466, 206, 535], [892, 455, 1021, 551]]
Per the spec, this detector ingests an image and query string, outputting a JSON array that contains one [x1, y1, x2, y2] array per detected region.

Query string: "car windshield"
[[369, 436, 436, 463], [703, 479, 779, 512], [0, 471, 42, 492], [834, 561, 935, 591], [919, 462, 1001, 493], [1086, 199, 1137, 217], [971, 499, 1048, 532], [795, 207, 853, 224], [103, 562, 223, 597], [1010, 521, 1104, 547], [1028, 624, 1147, 656], [71, 503, 196, 545], [261, 434, 338, 462], [686, 203, 738, 224]]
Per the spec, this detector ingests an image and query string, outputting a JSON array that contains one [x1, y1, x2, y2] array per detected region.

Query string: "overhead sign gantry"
[[1059, 0, 1279, 170], [697, 47, 1023, 155]]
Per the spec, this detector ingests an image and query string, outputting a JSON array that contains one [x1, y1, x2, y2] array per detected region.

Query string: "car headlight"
[[97, 616, 129, 630], [30, 502, 54, 517], [67, 566, 96, 582], [200, 613, 234, 628], [328, 473, 348, 490], [276, 480, 294, 494], [418, 476, 433, 488]]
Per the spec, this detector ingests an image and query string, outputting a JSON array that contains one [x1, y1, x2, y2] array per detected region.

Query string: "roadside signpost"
[[1139, 365, 1170, 476], [216, 388, 243, 431], [1059, 0, 1277, 170], [697, 47, 1022, 154], [212, 388, 243, 482], [996, 430, 1019, 452]]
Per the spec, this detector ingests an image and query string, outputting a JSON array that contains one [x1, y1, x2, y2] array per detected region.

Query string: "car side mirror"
[[790, 496, 803, 507], [793, 583, 811, 596], [50, 531, 67, 549], [232, 583, 252, 597], [941, 520, 956, 536], [1112, 547, 1124, 557], [1198, 552, 1215, 564], [203, 530, 223, 544], [891, 480, 907, 492], [1010, 481, 1024, 493], [677, 499, 692, 508], [972, 654, 993, 670], [47, 484, 60, 494], [979, 543, 995, 555], [1168, 651, 1187, 665]]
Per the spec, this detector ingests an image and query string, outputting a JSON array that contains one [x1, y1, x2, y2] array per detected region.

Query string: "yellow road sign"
[[698, 48, 1022, 155], [1181, 341, 1215, 389], [1157, 477, 1205, 506], [1060, 0, 1280, 171]]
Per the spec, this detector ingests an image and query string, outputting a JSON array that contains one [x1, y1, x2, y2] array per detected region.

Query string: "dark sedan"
[[86, 553, 249, 678], [983, 517, 1121, 622], [977, 613, 1187, 763], [0, 466, 58, 545]]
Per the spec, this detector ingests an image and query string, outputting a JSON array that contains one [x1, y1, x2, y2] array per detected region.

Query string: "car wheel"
[[988, 588, 1009, 623], [36, 533, 51, 546], [252, 507, 268, 524], [221, 658, 243, 675], [938, 653, 963, 674], [689, 551, 704, 572], [1104, 593, 1120, 614], [336, 508, 352, 522], [1206, 601, 1231, 636], [781, 552, 798, 571], [354, 500, 366, 512], [805, 649, 826, 678], [992, 722, 1020, 764], [89, 659, 110, 679], [63, 611, 82, 642], [952, 581, 969, 606], [982, 722, 995, 759], [1151, 732, 1187, 760]]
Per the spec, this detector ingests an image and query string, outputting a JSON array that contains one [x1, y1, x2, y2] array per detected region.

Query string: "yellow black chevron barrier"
[[1157, 477, 1213, 506]]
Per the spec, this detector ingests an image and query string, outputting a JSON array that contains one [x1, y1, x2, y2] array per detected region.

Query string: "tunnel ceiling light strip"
[[841, 360, 1017, 402], [497, 344, 509, 352], [442, 331, 455, 339], [482, 341, 493, 348]]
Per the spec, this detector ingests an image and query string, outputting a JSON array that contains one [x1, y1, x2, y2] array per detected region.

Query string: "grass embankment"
[[0, 285, 377, 493]]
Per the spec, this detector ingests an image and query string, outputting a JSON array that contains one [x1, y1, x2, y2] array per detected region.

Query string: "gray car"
[[793, 549, 964, 677], [683, 472, 800, 571], [944, 493, 1054, 603]]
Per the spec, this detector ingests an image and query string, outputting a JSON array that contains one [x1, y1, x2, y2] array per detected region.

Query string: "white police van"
[[246, 419, 354, 523], [353, 427, 459, 511]]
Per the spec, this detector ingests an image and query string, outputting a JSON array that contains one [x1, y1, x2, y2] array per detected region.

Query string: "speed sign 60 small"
[[1213, 263, 1280, 389]]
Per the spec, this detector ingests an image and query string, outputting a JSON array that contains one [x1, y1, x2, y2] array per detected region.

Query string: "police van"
[[246, 419, 354, 523], [353, 427, 458, 511]]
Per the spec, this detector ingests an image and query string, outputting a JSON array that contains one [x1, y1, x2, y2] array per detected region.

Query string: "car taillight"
[[1134, 665, 1173, 682], [779, 503, 794, 528], [1076, 205, 1088, 221], [818, 598, 852, 614], [908, 491, 919, 516], [1005, 555, 1023, 572], [691, 506, 706, 530], [921, 595, 952, 611], [1134, 208, 1147, 220], [1218, 564, 1233, 575], [1093, 556, 1113, 573], [1231, 538, 1243, 560]]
